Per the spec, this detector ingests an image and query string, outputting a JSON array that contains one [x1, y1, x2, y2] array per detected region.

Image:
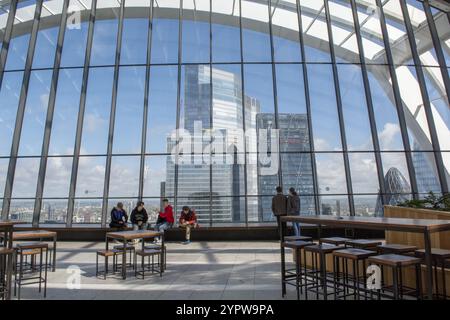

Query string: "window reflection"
[[0, 158, 8, 198], [120, 0, 149, 65], [80, 67, 114, 155], [316, 153, 347, 195], [48, 69, 83, 155], [89, 2, 120, 66], [112, 66, 145, 154], [60, 0, 91, 67], [0, 71, 23, 156], [211, 0, 241, 62], [271, 0, 302, 62], [11, 157, 40, 198], [4, 1, 35, 70], [40, 199, 67, 224], [147, 66, 178, 153], [75, 156, 106, 198], [18, 70, 53, 156], [242, 0, 271, 62], [32, 0, 63, 69], [182, 0, 210, 63], [337, 64, 373, 151], [348, 152, 379, 193], [308, 64, 342, 151], [150, 0, 179, 64], [108, 156, 140, 198], [43, 157, 72, 198], [143, 155, 175, 197]]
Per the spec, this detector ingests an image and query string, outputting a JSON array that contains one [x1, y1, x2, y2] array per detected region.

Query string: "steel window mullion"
[[174, 0, 183, 221], [238, 0, 249, 226], [422, 2, 450, 105], [101, 0, 125, 228], [209, 0, 214, 227], [296, 0, 320, 215], [1, 0, 44, 219], [268, 0, 282, 190], [67, 0, 98, 227], [33, 0, 70, 227], [138, 0, 154, 200], [399, 0, 448, 194], [376, 0, 419, 199], [323, 0, 355, 216], [350, 0, 386, 204], [0, 0, 17, 90]]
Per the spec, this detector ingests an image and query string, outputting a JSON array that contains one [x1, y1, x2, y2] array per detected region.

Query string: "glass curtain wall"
[[0, 0, 449, 226]]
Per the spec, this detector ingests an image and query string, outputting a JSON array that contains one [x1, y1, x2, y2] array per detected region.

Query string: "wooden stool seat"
[[113, 244, 135, 250], [377, 244, 418, 254], [136, 249, 161, 256], [282, 240, 313, 249], [415, 248, 450, 260], [368, 254, 422, 267], [97, 249, 120, 257], [15, 242, 48, 250], [144, 244, 163, 250], [305, 244, 344, 254], [333, 248, 377, 260], [284, 235, 313, 242], [320, 237, 350, 246], [345, 239, 382, 249], [0, 248, 14, 255]]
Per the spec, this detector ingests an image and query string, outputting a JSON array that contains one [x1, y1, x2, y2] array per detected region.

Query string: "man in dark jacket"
[[287, 187, 301, 236], [130, 201, 148, 231], [272, 186, 287, 239], [109, 202, 128, 230]]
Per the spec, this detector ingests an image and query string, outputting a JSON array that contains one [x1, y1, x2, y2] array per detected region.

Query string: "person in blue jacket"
[[109, 202, 128, 230]]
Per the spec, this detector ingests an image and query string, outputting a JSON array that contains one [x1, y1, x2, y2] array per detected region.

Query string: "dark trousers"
[[276, 216, 287, 240]]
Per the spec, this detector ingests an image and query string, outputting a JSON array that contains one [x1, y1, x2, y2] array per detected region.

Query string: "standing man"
[[287, 187, 301, 236], [272, 186, 288, 239], [179, 206, 197, 245]]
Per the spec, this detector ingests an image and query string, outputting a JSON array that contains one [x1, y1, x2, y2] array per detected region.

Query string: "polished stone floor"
[[14, 241, 303, 300]]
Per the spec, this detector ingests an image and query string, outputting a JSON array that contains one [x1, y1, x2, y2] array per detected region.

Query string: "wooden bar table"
[[12, 230, 58, 272], [280, 215, 450, 300], [106, 230, 163, 280], [0, 220, 25, 300]]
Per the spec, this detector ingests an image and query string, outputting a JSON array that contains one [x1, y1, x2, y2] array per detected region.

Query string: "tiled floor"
[[14, 241, 302, 300]]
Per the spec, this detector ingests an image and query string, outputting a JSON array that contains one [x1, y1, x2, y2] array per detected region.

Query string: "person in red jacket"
[[179, 206, 197, 245], [154, 199, 174, 236]]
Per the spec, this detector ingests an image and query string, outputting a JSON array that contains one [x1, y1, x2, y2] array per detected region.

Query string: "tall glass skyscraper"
[[0, 0, 449, 227]]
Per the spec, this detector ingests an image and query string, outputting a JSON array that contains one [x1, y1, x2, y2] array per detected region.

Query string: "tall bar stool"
[[281, 240, 314, 300], [0, 247, 14, 300], [14, 243, 49, 300], [304, 243, 344, 300], [345, 239, 382, 250], [332, 248, 377, 300], [320, 237, 351, 246], [415, 248, 450, 300], [377, 244, 418, 255], [134, 248, 163, 279], [367, 254, 422, 300]]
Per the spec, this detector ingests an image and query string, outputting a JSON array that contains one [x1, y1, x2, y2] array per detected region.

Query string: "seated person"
[[154, 199, 174, 241], [179, 206, 197, 245], [109, 202, 128, 230], [155, 199, 175, 242], [130, 201, 148, 231]]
